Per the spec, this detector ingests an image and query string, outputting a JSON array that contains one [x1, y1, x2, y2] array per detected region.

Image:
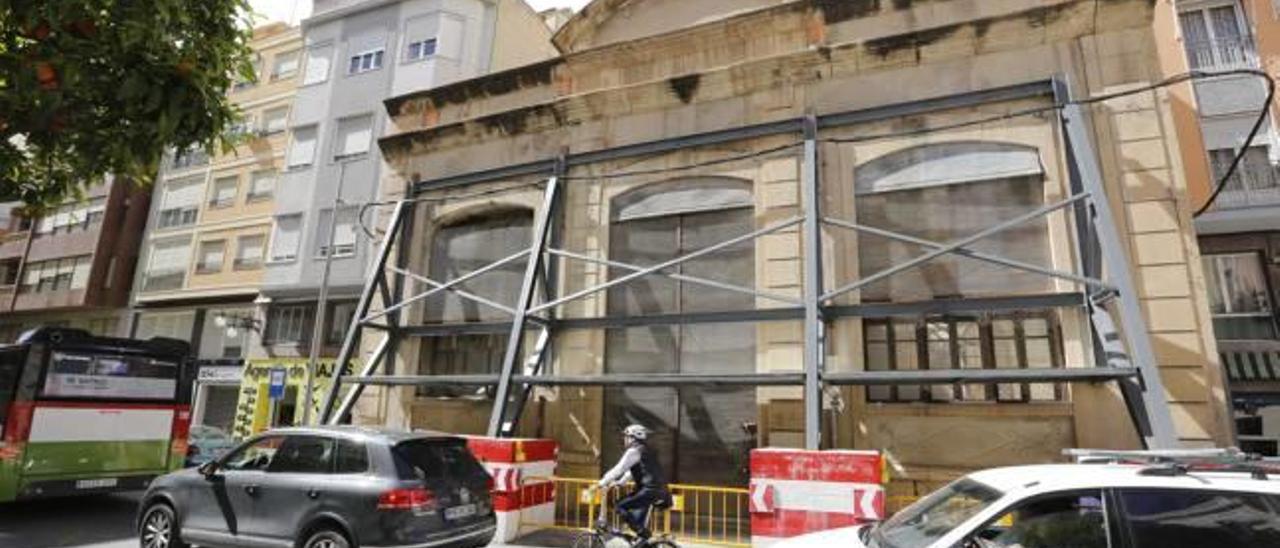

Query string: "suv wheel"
[[139, 503, 188, 548], [303, 529, 351, 548]]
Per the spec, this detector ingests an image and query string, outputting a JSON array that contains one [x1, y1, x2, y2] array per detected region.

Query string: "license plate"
[[444, 504, 476, 520], [75, 478, 117, 490]]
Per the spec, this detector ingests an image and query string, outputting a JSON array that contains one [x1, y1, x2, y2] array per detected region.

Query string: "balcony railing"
[[1185, 37, 1258, 70], [1211, 162, 1280, 210], [142, 270, 186, 292]]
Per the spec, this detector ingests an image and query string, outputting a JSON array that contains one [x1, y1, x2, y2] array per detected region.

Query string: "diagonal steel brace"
[[821, 216, 1115, 292], [821, 193, 1090, 301]]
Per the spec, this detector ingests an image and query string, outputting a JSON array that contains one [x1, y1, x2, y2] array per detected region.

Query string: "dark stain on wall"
[[385, 58, 562, 116], [864, 23, 960, 58], [668, 74, 702, 104], [813, 0, 882, 25]]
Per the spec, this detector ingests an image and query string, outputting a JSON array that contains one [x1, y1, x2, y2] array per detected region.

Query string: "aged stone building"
[[352, 0, 1232, 500]]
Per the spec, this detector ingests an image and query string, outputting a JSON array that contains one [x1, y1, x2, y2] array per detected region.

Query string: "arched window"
[[603, 177, 757, 486], [855, 143, 1062, 404], [855, 142, 1051, 302], [418, 209, 532, 397]]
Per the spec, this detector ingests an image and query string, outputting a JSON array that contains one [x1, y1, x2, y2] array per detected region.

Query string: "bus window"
[[0, 349, 22, 431], [41, 351, 178, 401]]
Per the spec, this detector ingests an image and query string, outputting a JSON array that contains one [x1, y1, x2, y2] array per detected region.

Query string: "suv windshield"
[[868, 478, 1003, 548]]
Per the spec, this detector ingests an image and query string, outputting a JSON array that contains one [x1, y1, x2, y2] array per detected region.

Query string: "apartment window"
[[266, 304, 313, 345], [261, 106, 290, 136], [144, 238, 191, 291], [270, 214, 303, 262], [34, 198, 105, 235], [21, 256, 92, 293], [287, 125, 318, 168], [865, 313, 1064, 403], [334, 115, 373, 159], [347, 48, 384, 75], [1179, 3, 1255, 69], [247, 170, 276, 202], [315, 208, 357, 258], [302, 44, 333, 86], [854, 142, 1051, 303], [1208, 147, 1280, 209], [326, 301, 357, 345], [271, 50, 300, 81], [210, 176, 239, 208], [233, 54, 261, 90], [1203, 252, 1277, 340], [0, 260, 19, 286], [196, 240, 226, 274], [171, 147, 209, 170], [235, 234, 266, 270], [157, 177, 203, 229], [228, 115, 253, 139], [406, 38, 437, 61]]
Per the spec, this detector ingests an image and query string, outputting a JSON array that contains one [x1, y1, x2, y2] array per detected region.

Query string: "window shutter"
[[438, 16, 464, 59], [336, 116, 372, 158], [272, 215, 303, 260], [288, 126, 318, 167], [335, 209, 357, 246], [302, 44, 333, 85], [149, 240, 192, 272], [164, 178, 204, 208]]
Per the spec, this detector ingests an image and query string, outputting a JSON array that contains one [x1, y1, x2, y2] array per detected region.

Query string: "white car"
[[776, 452, 1280, 548]]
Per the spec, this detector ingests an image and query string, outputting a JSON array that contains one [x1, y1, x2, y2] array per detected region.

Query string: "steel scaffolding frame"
[[319, 78, 1181, 449]]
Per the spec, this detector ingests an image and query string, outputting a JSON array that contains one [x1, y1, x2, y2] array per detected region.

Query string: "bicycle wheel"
[[647, 539, 680, 548], [571, 531, 607, 548]]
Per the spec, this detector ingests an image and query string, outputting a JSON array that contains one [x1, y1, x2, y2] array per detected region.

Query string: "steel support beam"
[[414, 81, 1054, 193], [320, 200, 411, 424], [347, 367, 1135, 387], [822, 367, 1137, 385], [487, 176, 561, 436], [1061, 102, 1179, 449], [329, 335, 392, 424], [501, 155, 568, 436], [800, 115, 824, 450]]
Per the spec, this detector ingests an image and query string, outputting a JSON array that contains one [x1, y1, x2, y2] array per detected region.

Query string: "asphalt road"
[[0, 491, 141, 548]]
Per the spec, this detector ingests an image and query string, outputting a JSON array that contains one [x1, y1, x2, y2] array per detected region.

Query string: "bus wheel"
[[140, 503, 188, 548]]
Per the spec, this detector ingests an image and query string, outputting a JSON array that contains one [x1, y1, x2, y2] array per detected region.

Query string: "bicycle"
[[573, 484, 679, 548]]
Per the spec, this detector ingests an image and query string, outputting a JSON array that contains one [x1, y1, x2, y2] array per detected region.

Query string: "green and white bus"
[[0, 327, 194, 502]]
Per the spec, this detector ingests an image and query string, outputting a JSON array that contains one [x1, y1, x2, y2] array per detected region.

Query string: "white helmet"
[[623, 424, 648, 441]]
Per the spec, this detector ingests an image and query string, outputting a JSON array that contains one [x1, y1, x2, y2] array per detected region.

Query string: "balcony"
[[1185, 37, 1257, 71], [1209, 150, 1280, 211]]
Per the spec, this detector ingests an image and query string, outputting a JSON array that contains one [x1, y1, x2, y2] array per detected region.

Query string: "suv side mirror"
[[197, 461, 220, 478]]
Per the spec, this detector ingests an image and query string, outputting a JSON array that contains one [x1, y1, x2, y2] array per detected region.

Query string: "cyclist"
[[596, 424, 672, 547]]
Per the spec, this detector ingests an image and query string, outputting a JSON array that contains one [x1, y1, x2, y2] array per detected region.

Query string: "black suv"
[[137, 426, 495, 548]]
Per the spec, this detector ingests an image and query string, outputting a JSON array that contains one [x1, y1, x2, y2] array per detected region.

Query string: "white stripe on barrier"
[[750, 479, 883, 517]]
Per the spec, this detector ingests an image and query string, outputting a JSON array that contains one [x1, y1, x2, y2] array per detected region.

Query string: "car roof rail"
[[1063, 448, 1280, 480]]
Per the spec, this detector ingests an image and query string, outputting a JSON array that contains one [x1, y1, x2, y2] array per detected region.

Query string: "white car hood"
[[771, 525, 869, 548]]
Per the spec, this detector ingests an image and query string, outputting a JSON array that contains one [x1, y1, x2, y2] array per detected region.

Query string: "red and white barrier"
[[465, 437, 558, 543], [749, 448, 885, 547]]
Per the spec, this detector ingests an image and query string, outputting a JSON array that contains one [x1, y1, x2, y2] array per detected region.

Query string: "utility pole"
[[302, 157, 351, 425]]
